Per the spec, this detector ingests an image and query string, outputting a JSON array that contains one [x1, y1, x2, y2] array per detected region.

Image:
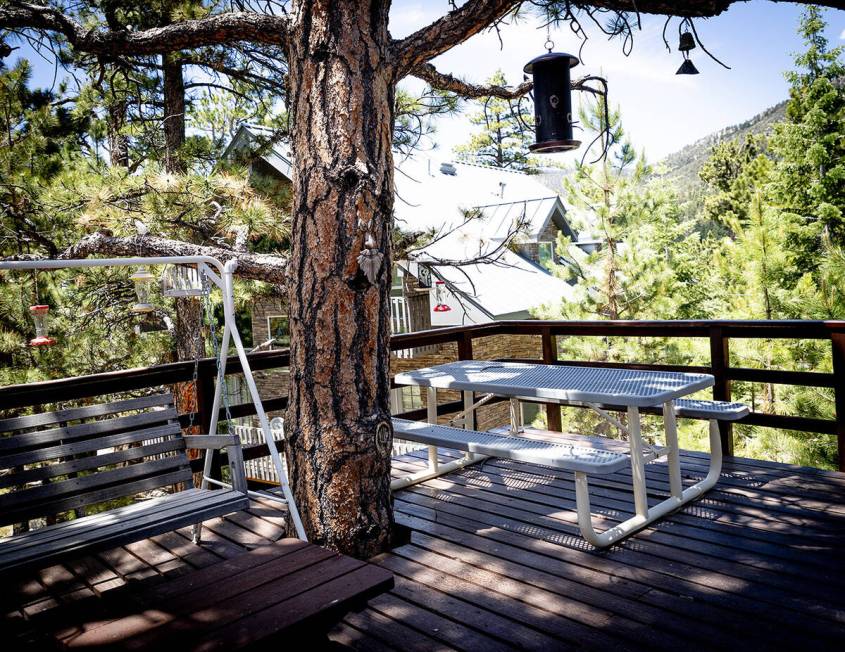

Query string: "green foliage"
[[455, 70, 537, 171], [535, 11, 845, 468]]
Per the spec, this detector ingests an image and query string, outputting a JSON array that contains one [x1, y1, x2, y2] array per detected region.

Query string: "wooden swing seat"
[[0, 393, 249, 576]]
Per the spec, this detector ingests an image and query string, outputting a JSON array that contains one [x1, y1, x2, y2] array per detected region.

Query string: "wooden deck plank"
[[6, 449, 845, 652], [395, 486, 845, 627], [411, 468, 845, 589], [393, 496, 844, 648]]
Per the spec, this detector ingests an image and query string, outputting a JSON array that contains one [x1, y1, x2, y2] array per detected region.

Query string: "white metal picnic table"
[[394, 360, 726, 547]]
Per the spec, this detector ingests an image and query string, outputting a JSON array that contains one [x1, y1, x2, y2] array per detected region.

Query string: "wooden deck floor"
[[5, 432, 845, 651]]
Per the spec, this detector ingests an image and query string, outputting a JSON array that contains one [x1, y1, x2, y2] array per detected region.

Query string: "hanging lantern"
[[130, 266, 156, 314], [432, 280, 452, 313], [523, 52, 581, 153], [162, 265, 207, 298], [29, 305, 56, 347], [676, 30, 700, 75]]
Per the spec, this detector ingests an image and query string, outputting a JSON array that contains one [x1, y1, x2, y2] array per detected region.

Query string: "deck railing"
[[1, 320, 843, 472]]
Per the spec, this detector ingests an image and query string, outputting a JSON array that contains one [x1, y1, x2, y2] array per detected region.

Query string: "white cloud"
[[840, 28, 845, 39]]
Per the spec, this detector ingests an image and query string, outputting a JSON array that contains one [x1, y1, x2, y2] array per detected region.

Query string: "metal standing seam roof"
[[394, 360, 715, 408]]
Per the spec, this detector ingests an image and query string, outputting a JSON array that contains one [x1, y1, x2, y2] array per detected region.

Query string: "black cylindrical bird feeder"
[[523, 52, 581, 153]]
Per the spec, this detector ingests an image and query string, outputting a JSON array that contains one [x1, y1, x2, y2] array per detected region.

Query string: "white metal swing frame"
[[0, 255, 307, 540]]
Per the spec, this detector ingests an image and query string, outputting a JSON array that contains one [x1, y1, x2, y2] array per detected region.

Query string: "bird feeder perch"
[[29, 305, 56, 347], [523, 52, 581, 153]]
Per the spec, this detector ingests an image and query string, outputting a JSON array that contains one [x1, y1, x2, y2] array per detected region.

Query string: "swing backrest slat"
[[0, 393, 191, 529]]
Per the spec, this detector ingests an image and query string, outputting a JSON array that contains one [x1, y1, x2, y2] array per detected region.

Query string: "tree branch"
[[395, 0, 845, 76], [393, 0, 518, 76], [0, 4, 289, 56], [5, 232, 289, 285], [412, 62, 533, 99]]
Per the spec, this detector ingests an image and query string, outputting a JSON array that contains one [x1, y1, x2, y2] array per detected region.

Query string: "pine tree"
[[768, 6, 845, 279], [455, 70, 536, 171]]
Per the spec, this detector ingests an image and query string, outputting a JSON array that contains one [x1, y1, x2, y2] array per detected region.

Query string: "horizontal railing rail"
[[1, 319, 843, 471]]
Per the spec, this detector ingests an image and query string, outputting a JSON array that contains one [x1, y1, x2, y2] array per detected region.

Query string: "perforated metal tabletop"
[[394, 360, 714, 408]]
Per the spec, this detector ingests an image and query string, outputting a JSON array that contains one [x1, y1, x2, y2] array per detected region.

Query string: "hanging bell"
[[130, 266, 156, 314], [678, 31, 696, 53], [676, 31, 699, 75], [523, 52, 581, 153], [29, 305, 56, 347], [676, 59, 700, 75]]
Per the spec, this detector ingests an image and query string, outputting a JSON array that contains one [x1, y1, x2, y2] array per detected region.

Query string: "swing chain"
[[185, 266, 209, 433]]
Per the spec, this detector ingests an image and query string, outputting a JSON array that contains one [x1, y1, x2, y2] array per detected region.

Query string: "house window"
[[391, 267, 404, 297], [266, 315, 290, 348], [538, 241, 555, 268]]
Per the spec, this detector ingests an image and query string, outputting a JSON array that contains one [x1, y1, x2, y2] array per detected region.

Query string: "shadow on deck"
[[6, 437, 845, 651]]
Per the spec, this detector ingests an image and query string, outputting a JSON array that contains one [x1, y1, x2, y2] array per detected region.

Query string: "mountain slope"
[[657, 101, 786, 189]]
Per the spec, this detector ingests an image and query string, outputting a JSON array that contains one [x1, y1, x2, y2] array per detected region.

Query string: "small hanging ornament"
[[130, 266, 156, 314], [162, 265, 207, 298], [29, 305, 56, 347], [676, 29, 700, 75], [357, 231, 383, 285], [432, 280, 452, 313], [523, 48, 581, 153]]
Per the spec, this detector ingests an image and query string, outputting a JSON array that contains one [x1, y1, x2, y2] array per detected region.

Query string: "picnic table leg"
[[427, 387, 439, 473], [663, 400, 684, 500], [508, 398, 523, 435], [575, 408, 724, 548], [463, 390, 480, 462], [626, 406, 650, 520]]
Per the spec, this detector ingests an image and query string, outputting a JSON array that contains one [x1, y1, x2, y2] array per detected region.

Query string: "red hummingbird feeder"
[[432, 280, 452, 313], [29, 304, 56, 347]]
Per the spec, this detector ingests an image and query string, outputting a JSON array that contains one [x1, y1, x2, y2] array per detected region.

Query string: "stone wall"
[[248, 296, 550, 434], [390, 333, 546, 432]]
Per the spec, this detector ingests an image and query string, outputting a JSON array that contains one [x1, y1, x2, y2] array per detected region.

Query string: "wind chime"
[[676, 27, 699, 75]]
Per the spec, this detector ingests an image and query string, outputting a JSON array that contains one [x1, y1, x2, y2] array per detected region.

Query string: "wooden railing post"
[[831, 332, 845, 472], [457, 331, 473, 361], [709, 326, 733, 456], [542, 328, 563, 432]]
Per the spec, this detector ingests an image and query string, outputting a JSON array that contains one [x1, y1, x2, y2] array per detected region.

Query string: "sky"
[[15, 1, 845, 163], [389, 0, 845, 162]]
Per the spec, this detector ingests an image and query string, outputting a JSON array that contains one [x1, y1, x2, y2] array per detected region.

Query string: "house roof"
[[393, 153, 571, 241], [227, 124, 576, 320]]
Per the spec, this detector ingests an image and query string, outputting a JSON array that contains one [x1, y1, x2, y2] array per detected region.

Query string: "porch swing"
[[0, 255, 305, 576]]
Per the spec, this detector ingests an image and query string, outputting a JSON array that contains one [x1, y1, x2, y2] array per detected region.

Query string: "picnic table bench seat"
[[392, 418, 660, 474], [0, 393, 249, 576]]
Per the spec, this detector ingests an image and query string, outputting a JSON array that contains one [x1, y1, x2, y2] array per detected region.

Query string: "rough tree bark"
[[162, 53, 186, 175], [283, 0, 396, 557]]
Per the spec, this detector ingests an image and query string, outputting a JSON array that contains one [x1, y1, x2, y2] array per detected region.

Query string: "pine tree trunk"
[[107, 98, 129, 168], [284, 0, 396, 558], [162, 54, 186, 175]]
